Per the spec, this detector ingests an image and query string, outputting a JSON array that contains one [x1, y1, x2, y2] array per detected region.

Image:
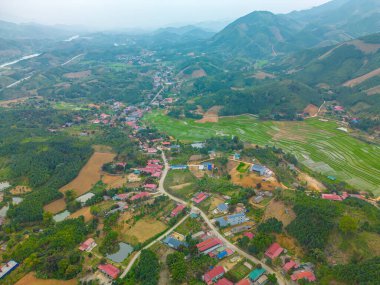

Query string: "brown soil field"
[[303, 104, 319, 117], [196, 106, 222, 123], [298, 172, 326, 192], [69, 207, 92, 222], [10, 185, 32, 195], [191, 69, 207, 78], [365, 85, 380, 96], [102, 174, 128, 189], [350, 40, 380, 54], [63, 70, 91, 79], [60, 151, 116, 196], [122, 218, 167, 243], [253, 71, 276, 80], [230, 167, 281, 191], [43, 198, 66, 214], [44, 150, 115, 213], [170, 183, 192, 191], [209, 196, 225, 211], [0, 96, 42, 107], [263, 200, 296, 227], [343, 67, 380, 87], [16, 273, 77, 285]]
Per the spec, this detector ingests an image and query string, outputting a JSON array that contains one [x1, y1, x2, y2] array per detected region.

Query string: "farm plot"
[[15, 272, 77, 285], [121, 218, 167, 244], [144, 112, 380, 195]]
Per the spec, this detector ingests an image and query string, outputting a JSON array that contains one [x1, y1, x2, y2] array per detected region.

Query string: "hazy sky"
[[0, 0, 332, 30]]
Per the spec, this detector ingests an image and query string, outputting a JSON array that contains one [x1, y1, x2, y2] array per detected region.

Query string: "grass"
[[225, 260, 251, 282], [164, 169, 198, 200], [175, 217, 203, 235], [237, 162, 249, 173], [144, 112, 380, 195]]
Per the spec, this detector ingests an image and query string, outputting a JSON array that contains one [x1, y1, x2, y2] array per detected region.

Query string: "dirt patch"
[[365, 85, 380, 96], [196, 106, 222, 123], [0, 96, 42, 107], [230, 167, 282, 191], [298, 172, 326, 192], [263, 200, 296, 227], [16, 272, 77, 285], [63, 70, 91, 79], [102, 174, 128, 189], [253, 71, 276, 80], [69, 207, 92, 222], [43, 198, 66, 214], [191, 69, 207, 79], [170, 183, 192, 191], [60, 151, 116, 196], [303, 104, 319, 117], [10, 185, 32, 195], [343, 67, 380, 87], [209, 196, 226, 211], [122, 218, 167, 243], [350, 40, 380, 54]]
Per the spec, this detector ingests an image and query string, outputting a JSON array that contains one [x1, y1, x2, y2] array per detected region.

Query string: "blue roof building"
[[215, 212, 247, 228], [217, 203, 229, 213], [170, 165, 188, 170], [217, 250, 228, 259], [163, 237, 188, 250]]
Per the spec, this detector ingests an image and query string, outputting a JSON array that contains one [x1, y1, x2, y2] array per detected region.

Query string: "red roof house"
[[215, 277, 233, 285], [265, 243, 284, 260], [236, 279, 251, 285], [192, 192, 208, 204], [131, 192, 150, 201], [283, 260, 297, 272], [244, 232, 254, 240], [98, 264, 120, 279], [291, 270, 316, 282], [203, 266, 225, 284], [79, 238, 97, 252], [196, 238, 222, 253], [144, 184, 158, 191], [171, 204, 186, 217], [322, 193, 343, 201]]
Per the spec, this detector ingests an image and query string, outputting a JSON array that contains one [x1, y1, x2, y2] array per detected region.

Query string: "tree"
[[339, 215, 358, 235], [267, 273, 277, 284], [166, 252, 187, 283]]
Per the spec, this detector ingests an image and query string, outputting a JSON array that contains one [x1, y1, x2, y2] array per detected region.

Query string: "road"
[[157, 150, 288, 285], [119, 213, 189, 279], [150, 86, 165, 105]]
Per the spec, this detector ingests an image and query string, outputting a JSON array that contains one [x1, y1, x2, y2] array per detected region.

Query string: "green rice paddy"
[[144, 112, 380, 195]]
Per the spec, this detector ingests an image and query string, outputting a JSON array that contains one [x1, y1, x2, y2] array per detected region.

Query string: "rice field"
[[144, 112, 380, 195]]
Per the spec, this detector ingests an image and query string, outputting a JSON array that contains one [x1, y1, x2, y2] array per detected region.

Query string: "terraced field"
[[144, 112, 380, 195]]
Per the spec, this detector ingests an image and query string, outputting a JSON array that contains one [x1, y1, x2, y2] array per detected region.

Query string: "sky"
[[0, 0, 332, 30]]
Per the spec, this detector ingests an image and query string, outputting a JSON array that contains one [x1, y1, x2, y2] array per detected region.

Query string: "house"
[[170, 165, 188, 170], [215, 277, 233, 285], [0, 260, 19, 279], [253, 196, 264, 204], [147, 148, 158, 154], [256, 275, 268, 285], [203, 162, 214, 171], [249, 268, 266, 282], [291, 270, 316, 282], [171, 204, 186, 217], [196, 238, 222, 254], [192, 192, 208, 204], [236, 279, 251, 285], [231, 225, 252, 234], [216, 203, 229, 214], [251, 164, 273, 177], [98, 263, 120, 279], [215, 213, 248, 228], [76, 192, 95, 205], [244, 232, 254, 240], [113, 193, 129, 201], [191, 142, 205, 149], [265, 243, 284, 260], [333, 106, 344, 112], [79, 238, 97, 252], [233, 153, 241, 160], [130, 192, 150, 201], [283, 260, 298, 273], [163, 236, 188, 250], [321, 193, 343, 201], [203, 266, 225, 284], [144, 184, 158, 191]]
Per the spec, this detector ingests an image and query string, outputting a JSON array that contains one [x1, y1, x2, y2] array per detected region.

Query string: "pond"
[[106, 242, 134, 263], [53, 210, 70, 222]]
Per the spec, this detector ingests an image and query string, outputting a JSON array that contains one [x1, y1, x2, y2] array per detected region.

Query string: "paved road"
[[158, 150, 288, 285], [119, 213, 189, 279]]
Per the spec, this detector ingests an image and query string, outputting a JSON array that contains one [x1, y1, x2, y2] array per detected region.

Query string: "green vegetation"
[[144, 112, 380, 194]]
